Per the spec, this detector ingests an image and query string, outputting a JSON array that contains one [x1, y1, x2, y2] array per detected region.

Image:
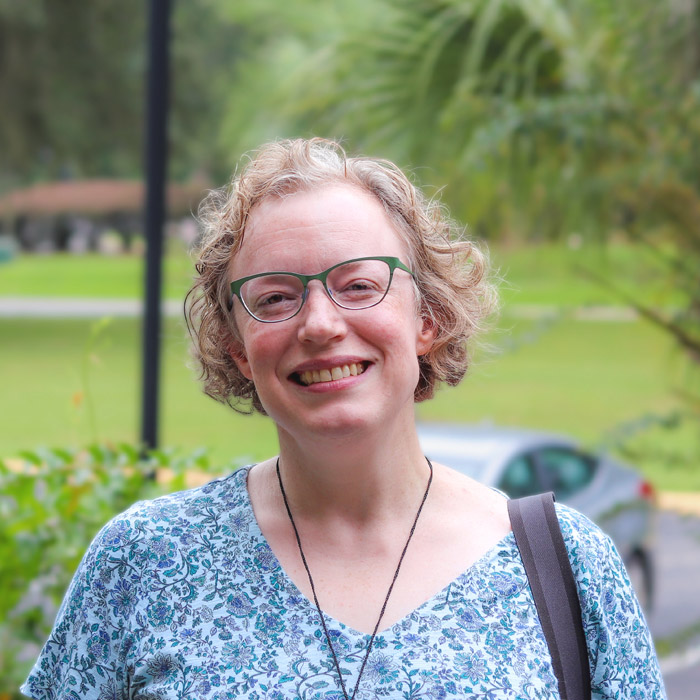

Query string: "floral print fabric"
[[22, 466, 665, 699]]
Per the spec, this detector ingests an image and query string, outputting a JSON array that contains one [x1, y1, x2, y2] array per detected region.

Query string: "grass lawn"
[[0, 246, 194, 300], [1, 242, 697, 489], [494, 241, 685, 308], [2, 313, 697, 490], [0, 317, 278, 465]]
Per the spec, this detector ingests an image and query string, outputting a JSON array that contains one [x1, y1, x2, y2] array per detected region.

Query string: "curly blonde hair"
[[186, 138, 497, 414]]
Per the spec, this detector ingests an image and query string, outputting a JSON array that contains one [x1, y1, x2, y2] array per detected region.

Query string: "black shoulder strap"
[[507, 492, 591, 700]]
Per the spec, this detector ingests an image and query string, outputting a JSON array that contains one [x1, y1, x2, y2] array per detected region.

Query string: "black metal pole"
[[140, 0, 171, 451]]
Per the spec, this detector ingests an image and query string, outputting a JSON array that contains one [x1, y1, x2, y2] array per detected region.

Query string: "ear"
[[416, 314, 437, 356], [228, 341, 253, 380]]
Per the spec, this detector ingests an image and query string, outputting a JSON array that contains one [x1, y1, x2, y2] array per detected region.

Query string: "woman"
[[23, 138, 665, 699]]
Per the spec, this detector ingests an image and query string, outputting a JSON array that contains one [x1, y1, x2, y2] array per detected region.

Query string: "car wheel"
[[625, 550, 654, 613]]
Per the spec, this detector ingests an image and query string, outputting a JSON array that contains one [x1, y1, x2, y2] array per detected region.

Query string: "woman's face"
[[228, 184, 435, 441]]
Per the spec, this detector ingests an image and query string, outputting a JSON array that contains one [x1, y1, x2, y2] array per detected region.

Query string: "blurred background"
[[1, 0, 699, 697]]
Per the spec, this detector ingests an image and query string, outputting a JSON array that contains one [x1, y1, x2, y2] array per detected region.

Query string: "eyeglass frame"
[[230, 255, 415, 323]]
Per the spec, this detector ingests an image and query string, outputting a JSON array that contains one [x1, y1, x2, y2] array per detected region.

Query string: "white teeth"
[[298, 363, 365, 385]]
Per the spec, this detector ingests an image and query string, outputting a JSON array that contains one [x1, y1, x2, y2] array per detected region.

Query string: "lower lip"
[[294, 366, 370, 392]]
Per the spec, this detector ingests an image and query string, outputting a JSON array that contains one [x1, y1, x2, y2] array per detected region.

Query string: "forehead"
[[230, 185, 409, 278]]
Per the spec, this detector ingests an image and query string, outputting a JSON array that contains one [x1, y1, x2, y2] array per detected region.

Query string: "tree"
[[0, 0, 242, 188], [219, 0, 700, 357], [0, 1, 145, 184], [216, 0, 699, 241]]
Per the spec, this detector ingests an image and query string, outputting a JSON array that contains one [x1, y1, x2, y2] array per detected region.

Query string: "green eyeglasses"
[[230, 256, 414, 323]]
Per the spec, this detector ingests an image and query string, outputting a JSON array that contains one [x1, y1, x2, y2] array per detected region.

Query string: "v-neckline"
[[239, 465, 518, 638]]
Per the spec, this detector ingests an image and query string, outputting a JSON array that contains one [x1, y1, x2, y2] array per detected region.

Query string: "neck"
[[274, 422, 430, 524]]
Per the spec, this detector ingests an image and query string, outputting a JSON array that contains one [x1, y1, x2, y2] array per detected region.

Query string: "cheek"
[[234, 326, 284, 381], [373, 313, 425, 367], [385, 296, 434, 355]]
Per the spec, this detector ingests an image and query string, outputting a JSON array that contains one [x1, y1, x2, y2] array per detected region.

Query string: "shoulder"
[[51, 467, 255, 607], [95, 466, 253, 546], [429, 464, 512, 564], [46, 467, 256, 638], [552, 502, 628, 605], [76, 467, 257, 583], [21, 468, 264, 699], [436, 463, 511, 530], [554, 502, 616, 563], [553, 504, 625, 591], [125, 464, 250, 518], [553, 503, 665, 696]]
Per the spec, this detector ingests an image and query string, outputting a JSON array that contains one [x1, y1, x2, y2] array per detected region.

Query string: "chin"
[[273, 405, 381, 443]]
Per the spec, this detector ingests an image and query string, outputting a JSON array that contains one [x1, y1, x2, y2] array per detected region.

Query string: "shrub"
[[0, 443, 243, 698]]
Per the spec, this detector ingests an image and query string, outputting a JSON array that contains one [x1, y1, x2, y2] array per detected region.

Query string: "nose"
[[296, 280, 347, 345]]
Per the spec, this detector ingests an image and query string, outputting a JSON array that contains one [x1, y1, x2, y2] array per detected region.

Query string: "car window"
[[534, 447, 595, 499], [498, 455, 541, 499]]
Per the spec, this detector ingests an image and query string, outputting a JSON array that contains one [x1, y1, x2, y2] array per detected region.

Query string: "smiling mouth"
[[293, 362, 368, 386]]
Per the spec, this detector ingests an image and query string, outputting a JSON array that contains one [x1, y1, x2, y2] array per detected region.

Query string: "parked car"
[[417, 423, 657, 609]]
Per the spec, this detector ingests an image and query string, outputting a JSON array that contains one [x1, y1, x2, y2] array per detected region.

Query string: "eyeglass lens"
[[240, 259, 393, 322]]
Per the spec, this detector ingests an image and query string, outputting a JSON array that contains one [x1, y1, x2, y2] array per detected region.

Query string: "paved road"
[[664, 659, 700, 700], [0, 297, 641, 321], [0, 296, 183, 317], [650, 512, 700, 699]]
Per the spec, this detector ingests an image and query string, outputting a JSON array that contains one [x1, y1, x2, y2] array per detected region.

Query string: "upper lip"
[[288, 356, 370, 376]]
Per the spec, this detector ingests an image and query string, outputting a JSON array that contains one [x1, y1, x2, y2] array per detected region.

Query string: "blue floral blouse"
[[22, 466, 665, 699]]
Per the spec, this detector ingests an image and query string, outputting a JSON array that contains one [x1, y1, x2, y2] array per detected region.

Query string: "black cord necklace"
[[276, 456, 434, 700]]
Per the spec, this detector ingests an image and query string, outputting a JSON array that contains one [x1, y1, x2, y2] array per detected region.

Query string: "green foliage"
[[0, 1, 146, 183], [0, 0, 241, 186], [0, 443, 240, 695], [212, 0, 700, 409], [4, 0, 699, 256], [4, 0, 699, 248], [213, 0, 699, 247]]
